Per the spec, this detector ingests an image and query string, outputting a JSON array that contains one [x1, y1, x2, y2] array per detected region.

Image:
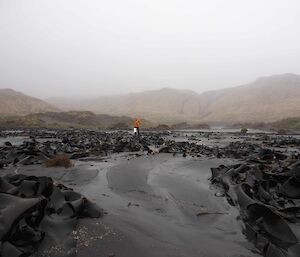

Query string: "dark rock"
[[4, 141, 12, 147]]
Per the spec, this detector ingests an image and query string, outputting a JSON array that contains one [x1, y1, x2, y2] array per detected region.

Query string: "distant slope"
[[47, 88, 202, 123], [0, 111, 153, 129], [46, 74, 300, 124], [0, 89, 59, 116], [272, 117, 300, 131], [198, 73, 300, 123]]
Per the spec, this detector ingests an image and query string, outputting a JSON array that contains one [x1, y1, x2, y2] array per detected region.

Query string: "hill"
[[0, 111, 153, 129], [47, 88, 202, 124], [46, 74, 300, 124], [198, 73, 300, 123], [0, 89, 59, 116], [271, 117, 300, 132]]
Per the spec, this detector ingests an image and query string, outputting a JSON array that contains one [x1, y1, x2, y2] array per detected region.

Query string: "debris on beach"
[[0, 174, 103, 257], [211, 157, 300, 256]]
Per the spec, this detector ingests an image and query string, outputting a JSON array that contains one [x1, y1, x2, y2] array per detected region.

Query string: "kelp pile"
[[211, 156, 300, 257], [0, 174, 102, 257]]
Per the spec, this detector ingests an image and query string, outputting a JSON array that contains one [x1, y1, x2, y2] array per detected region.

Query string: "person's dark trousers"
[[134, 127, 140, 136]]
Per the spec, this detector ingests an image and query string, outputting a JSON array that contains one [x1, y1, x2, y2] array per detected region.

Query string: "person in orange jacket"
[[134, 119, 141, 136]]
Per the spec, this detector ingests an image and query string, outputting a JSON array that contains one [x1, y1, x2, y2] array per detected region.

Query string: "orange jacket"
[[134, 119, 141, 128]]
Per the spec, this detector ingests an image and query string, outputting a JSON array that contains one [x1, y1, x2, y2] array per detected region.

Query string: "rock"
[[215, 192, 225, 197], [4, 141, 12, 147]]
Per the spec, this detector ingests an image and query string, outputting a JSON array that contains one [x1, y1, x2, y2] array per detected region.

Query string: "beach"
[[0, 129, 299, 257]]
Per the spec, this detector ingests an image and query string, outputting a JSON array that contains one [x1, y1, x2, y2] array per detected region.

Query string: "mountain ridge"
[[2, 73, 300, 124], [46, 73, 300, 124], [0, 88, 59, 116], [0, 111, 154, 129]]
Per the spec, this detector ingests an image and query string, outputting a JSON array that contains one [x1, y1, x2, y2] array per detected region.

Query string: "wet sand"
[[1, 129, 299, 257], [6, 154, 260, 257]]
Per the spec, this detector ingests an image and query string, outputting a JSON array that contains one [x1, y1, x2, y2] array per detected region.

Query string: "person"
[[134, 119, 141, 136]]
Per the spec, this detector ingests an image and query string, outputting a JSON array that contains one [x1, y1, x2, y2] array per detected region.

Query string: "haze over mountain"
[[198, 73, 300, 123], [0, 89, 59, 116], [0, 111, 149, 129], [0, 74, 299, 124], [47, 74, 300, 124], [2, 1, 300, 98]]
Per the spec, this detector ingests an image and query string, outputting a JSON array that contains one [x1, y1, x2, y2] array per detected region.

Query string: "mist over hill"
[[1, 74, 299, 125], [47, 74, 300, 124], [197, 73, 300, 123], [0, 89, 59, 116], [0, 111, 153, 129]]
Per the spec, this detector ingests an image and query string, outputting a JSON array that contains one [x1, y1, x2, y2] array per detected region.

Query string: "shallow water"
[[0, 136, 30, 146]]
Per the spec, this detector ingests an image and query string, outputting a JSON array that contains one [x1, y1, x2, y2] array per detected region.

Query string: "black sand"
[[0, 129, 299, 257]]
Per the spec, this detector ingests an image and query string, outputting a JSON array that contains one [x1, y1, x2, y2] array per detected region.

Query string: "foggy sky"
[[1, 0, 300, 98]]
